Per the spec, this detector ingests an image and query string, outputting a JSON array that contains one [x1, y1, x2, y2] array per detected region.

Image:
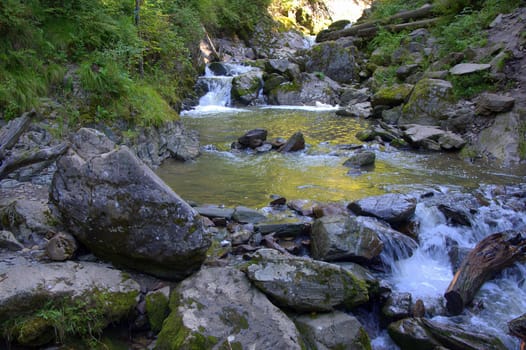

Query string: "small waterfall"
[[187, 63, 255, 114]]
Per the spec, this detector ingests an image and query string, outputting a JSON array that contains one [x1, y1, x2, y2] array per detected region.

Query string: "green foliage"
[[368, 0, 429, 20], [450, 71, 494, 100], [368, 29, 406, 62]]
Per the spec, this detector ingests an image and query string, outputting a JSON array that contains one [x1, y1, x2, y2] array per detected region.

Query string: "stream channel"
[[157, 63, 526, 349]]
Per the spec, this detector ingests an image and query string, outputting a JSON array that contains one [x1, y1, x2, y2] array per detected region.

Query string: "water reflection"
[[157, 108, 525, 207]]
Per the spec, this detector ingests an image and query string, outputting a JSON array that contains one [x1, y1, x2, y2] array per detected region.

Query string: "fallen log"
[[0, 110, 35, 160], [444, 231, 526, 315], [0, 142, 69, 180], [356, 17, 442, 39], [316, 4, 436, 42], [509, 313, 526, 344]]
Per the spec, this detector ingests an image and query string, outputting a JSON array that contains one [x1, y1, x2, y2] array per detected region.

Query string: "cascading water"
[[186, 63, 256, 114]]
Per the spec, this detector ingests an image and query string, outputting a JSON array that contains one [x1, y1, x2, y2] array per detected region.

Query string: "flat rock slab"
[[156, 266, 303, 349], [348, 193, 416, 224], [449, 63, 491, 75]]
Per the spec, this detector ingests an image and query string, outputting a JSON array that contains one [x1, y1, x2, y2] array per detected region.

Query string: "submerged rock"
[[156, 267, 303, 349], [295, 311, 371, 350], [50, 128, 210, 280], [245, 248, 369, 312], [343, 150, 376, 168]]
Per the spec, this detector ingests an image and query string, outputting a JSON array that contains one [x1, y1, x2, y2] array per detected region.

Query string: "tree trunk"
[[135, 0, 144, 78], [0, 142, 69, 180], [444, 231, 526, 315], [0, 110, 34, 160], [316, 4, 436, 42]]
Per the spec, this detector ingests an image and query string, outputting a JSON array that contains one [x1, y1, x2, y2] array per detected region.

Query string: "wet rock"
[[233, 206, 267, 224], [475, 93, 515, 116], [336, 102, 372, 118], [371, 84, 414, 107], [264, 59, 301, 81], [400, 79, 454, 125], [348, 193, 417, 225], [449, 63, 491, 75], [231, 69, 264, 106], [287, 199, 318, 216], [263, 73, 288, 94], [343, 150, 376, 168], [45, 232, 77, 261], [279, 132, 306, 152], [238, 128, 268, 149], [50, 128, 210, 280], [312, 202, 349, 218], [328, 19, 350, 31], [208, 62, 228, 76], [311, 215, 384, 263], [245, 249, 369, 312], [156, 267, 303, 349], [387, 318, 441, 350], [304, 41, 359, 84], [0, 230, 24, 251], [256, 143, 273, 153], [0, 255, 140, 345], [382, 292, 412, 324], [339, 87, 371, 106], [295, 311, 371, 350], [269, 196, 287, 206]]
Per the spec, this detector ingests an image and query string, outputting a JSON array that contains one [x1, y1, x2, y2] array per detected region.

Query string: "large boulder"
[[371, 84, 414, 107], [155, 267, 303, 350], [245, 249, 369, 312], [0, 198, 52, 244], [267, 72, 340, 106], [0, 254, 140, 346], [475, 93, 515, 116], [295, 311, 371, 350], [304, 41, 359, 84], [401, 124, 466, 151], [347, 193, 417, 225], [400, 79, 455, 125], [474, 112, 523, 164], [49, 128, 210, 280], [279, 131, 306, 152]]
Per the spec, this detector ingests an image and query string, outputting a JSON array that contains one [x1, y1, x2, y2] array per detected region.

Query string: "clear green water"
[[157, 107, 525, 208]]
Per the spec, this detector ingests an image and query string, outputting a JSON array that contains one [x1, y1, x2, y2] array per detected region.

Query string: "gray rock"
[[50, 128, 210, 280], [256, 222, 310, 238], [402, 124, 466, 151], [475, 93, 515, 116], [475, 112, 522, 164], [311, 215, 384, 262], [195, 206, 235, 220], [265, 59, 301, 81], [343, 151, 376, 168], [396, 64, 420, 80], [382, 292, 412, 323], [347, 193, 416, 224], [156, 267, 303, 349], [246, 249, 369, 312], [449, 63, 491, 75], [263, 73, 288, 94], [279, 132, 305, 152], [304, 41, 359, 84], [208, 62, 228, 76], [295, 311, 371, 350], [256, 143, 273, 153], [0, 199, 52, 244], [382, 106, 403, 124], [231, 69, 264, 106], [400, 79, 454, 125], [0, 230, 24, 251], [339, 87, 371, 106], [46, 232, 78, 261], [233, 206, 267, 224], [267, 72, 340, 106], [336, 102, 372, 118], [0, 255, 140, 331]]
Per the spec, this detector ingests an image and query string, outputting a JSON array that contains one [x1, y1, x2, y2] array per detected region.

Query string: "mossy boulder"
[[231, 69, 264, 106], [266, 72, 340, 106], [245, 249, 369, 312], [0, 256, 140, 347], [155, 267, 303, 350], [371, 84, 414, 107], [145, 286, 170, 334], [304, 41, 359, 84], [399, 79, 454, 125], [50, 128, 210, 280]]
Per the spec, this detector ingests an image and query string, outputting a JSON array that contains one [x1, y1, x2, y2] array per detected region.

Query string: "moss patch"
[[146, 291, 170, 334]]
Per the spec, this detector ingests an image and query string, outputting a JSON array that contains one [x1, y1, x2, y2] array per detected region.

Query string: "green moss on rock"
[[155, 312, 219, 350], [146, 292, 170, 334]]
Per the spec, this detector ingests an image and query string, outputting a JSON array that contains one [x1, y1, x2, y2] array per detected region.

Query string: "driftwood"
[[444, 231, 526, 315], [509, 314, 526, 341], [0, 111, 34, 160], [0, 142, 69, 180], [316, 4, 436, 42]]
